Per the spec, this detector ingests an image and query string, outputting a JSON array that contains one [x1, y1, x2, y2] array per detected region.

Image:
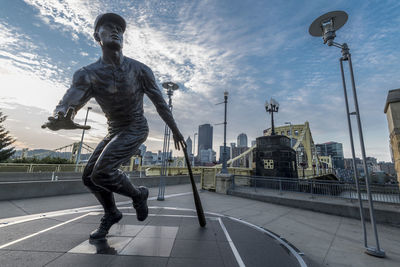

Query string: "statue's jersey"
[[55, 57, 177, 134]]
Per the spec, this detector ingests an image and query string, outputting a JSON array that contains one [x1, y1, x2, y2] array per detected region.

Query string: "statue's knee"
[[91, 169, 110, 187], [82, 176, 92, 187], [82, 165, 93, 181], [82, 173, 97, 189]]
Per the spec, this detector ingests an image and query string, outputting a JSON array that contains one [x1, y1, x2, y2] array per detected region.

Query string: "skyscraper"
[[198, 124, 213, 156], [230, 142, 236, 159], [237, 133, 248, 148], [186, 136, 193, 155], [316, 141, 344, 169], [199, 148, 216, 164]]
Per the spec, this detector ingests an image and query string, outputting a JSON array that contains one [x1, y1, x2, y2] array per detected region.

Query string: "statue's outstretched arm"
[[42, 68, 92, 131], [142, 66, 186, 150]]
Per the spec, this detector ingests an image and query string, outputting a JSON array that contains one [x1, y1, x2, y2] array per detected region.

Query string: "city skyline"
[[1, 1, 400, 162]]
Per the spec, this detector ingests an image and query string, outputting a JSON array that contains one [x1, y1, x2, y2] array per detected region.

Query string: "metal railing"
[[0, 163, 83, 173], [231, 175, 400, 204], [0, 163, 135, 173], [200, 167, 252, 190]]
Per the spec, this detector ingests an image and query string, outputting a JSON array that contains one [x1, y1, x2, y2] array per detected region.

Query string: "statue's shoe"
[[133, 186, 149, 221], [89, 211, 123, 240]]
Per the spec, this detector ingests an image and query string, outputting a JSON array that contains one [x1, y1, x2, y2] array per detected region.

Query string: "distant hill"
[[12, 149, 91, 161]]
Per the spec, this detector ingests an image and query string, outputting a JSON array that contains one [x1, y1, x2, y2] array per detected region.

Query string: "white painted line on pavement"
[[228, 216, 307, 267], [150, 206, 308, 267], [218, 217, 246, 267], [121, 212, 218, 219], [0, 191, 193, 227], [0, 213, 91, 249], [0, 191, 307, 267], [0, 204, 307, 267]]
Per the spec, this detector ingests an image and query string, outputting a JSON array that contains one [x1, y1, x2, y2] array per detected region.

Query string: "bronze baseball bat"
[[183, 147, 206, 227]]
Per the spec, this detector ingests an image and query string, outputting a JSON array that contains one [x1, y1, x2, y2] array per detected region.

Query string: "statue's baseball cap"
[[94, 13, 126, 33]]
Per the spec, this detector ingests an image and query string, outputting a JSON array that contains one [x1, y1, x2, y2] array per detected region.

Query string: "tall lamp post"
[[193, 132, 198, 166], [157, 81, 179, 201], [265, 98, 279, 135], [309, 10, 384, 257], [221, 91, 229, 173], [215, 91, 229, 174], [75, 106, 92, 172]]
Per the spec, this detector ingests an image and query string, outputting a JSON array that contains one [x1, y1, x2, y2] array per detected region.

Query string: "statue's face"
[[97, 21, 124, 50]]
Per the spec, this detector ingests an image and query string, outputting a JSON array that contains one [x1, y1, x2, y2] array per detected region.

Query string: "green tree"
[[0, 111, 16, 162], [12, 156, 72, 164]]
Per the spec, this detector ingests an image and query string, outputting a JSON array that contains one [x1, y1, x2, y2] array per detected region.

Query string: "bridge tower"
[[71, 142, 80, 163]]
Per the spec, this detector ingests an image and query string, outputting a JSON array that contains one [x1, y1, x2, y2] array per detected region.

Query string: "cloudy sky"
[[1, 0, 400, 161]]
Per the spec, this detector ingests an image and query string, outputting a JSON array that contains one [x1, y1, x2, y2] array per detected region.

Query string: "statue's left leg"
[[82, 137, 119, 214], [82, 136, 123, 239], [91, 127, 149, 221]]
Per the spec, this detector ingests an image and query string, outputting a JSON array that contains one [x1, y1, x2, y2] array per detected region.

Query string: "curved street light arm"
[[329, 41, 343, 49]]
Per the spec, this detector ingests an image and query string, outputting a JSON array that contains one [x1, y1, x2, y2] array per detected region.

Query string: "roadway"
[[1, 184, 399, 266]]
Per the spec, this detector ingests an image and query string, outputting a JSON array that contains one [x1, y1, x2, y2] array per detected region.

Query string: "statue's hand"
[[173, 130, 186, 151], [41, 108, 91, 131]]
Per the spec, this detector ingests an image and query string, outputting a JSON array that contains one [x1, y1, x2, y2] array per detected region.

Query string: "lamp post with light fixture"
[[265, 98, 279, 136], [221, 91, 229, 173], [157, 81, 179, 201], [193, 132, 197, 166], [309, 10, 384, 258], [215, 91, 229, 174]]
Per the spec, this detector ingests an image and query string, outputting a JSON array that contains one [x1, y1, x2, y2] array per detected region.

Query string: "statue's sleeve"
[[53, 68, 92, 118], [142, 66, 179, 133]]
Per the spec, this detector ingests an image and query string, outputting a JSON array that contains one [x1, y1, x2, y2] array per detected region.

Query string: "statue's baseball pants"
[[82, 125, 148, 212]]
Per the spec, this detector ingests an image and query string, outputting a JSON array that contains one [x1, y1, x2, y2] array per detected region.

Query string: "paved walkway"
[[0, 184, 399, 266]]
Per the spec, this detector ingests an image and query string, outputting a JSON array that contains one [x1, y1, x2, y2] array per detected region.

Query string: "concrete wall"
[[0, 171, 143, 182], [0, 175, 199, 201], [0, 172, 81, 182], [229, 190, 400, 227]]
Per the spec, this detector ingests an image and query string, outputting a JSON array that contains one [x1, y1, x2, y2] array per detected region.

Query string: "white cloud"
[[23, 0, 97, 39], [16, 0, 242, 155], [1, 0, 397, 162]]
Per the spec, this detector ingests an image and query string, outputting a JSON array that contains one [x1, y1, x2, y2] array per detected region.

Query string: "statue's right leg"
[[82, 137, 122, 240], [90, 128, 149, 222]]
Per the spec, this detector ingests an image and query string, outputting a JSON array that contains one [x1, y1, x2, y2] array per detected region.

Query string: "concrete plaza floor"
[[0, 183, 399, 266]]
